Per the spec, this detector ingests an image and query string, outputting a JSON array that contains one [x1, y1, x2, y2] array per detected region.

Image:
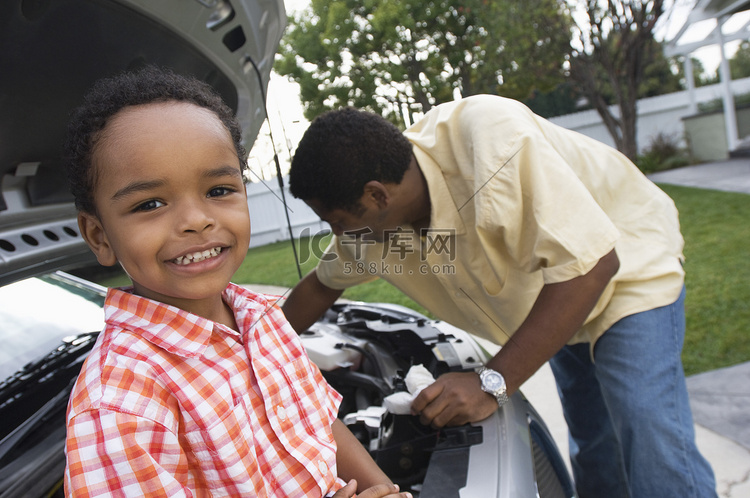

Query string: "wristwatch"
[[477, 366, 509, 407]]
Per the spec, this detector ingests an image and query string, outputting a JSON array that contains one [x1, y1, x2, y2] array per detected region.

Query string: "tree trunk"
[[568, 0, 664, 162]]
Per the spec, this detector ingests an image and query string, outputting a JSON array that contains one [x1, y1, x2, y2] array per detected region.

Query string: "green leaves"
[[568, 0, 667, 159], [276, 0, 573, 124]]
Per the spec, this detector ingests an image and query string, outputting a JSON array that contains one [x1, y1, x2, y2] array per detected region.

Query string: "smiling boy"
[[63, 67, 408, 498]]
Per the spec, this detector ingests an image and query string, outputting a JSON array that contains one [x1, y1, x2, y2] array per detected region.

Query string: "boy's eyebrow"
[[204, 165, 243, 179], [110, 166, 242, 201], [111, 179, 165, 201]]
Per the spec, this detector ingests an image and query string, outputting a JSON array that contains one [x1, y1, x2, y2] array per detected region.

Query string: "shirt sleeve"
[[65, 410, 191, 497], [316, 236, 381, 290]]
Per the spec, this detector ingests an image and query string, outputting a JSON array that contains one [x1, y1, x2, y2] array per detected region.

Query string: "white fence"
[[246, 177, 328, 248], [550, 77, 750, 152], [247, 77, 750, 248]]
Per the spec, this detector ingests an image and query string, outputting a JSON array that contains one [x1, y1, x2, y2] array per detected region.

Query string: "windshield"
[[0, 273, 105, 380]]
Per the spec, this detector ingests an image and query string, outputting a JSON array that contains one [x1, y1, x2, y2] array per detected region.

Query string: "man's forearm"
[[282, 269, 343, 333], [487, 249, 620, 394]]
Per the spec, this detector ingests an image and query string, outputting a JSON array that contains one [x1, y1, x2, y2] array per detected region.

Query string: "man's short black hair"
[[289, 107, 412, 212], [65, 65, 246, 214]]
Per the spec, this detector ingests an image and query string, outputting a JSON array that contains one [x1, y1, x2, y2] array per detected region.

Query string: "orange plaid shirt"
[[64, 284, 344, 497]]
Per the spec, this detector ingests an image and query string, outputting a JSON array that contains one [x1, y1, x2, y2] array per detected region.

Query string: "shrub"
[[697, 91, 750, 113], [635, 132, 691, 173]]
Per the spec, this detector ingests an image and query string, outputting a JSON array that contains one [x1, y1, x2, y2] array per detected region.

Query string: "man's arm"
[[412, 249, 620, 427], [282, 269, 343, 333]]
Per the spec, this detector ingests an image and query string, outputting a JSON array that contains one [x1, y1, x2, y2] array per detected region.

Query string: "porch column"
[[717, 14, 740, 152]]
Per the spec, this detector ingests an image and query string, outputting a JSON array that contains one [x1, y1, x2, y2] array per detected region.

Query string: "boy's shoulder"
[[67, 320, 180, 430]]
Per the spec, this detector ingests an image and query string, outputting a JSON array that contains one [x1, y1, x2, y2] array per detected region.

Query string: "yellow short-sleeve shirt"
[[316, 95, 685, 348]]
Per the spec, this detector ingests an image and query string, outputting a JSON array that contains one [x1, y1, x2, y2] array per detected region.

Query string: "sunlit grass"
[[659, 184, 750, 375], [235, 234, 431, 313]]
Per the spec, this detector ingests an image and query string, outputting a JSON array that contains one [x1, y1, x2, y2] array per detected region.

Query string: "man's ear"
[[362, 181, 391, 209], [77, 212, 117, 267]]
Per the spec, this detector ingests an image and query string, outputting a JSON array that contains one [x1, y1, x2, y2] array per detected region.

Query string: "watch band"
[[477, 366, 509, 406]]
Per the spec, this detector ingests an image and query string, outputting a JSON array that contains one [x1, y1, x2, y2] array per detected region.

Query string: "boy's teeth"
[[173, 247, 222, 265]]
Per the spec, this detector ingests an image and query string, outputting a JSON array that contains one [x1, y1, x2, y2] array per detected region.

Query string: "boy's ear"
[[362, 181, 391, 209], [77, 212, 118, 267]]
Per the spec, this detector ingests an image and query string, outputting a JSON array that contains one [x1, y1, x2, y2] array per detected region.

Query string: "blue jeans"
[[549, 287, 717, 498]]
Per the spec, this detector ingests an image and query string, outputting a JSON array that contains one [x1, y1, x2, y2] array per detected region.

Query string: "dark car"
[[0, 1, 574, 496], [0, 272, 105, 497]]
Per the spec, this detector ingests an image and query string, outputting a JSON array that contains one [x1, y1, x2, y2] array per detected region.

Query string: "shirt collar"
[[103, 283, 276, 358], [411, 147, 467, 236]]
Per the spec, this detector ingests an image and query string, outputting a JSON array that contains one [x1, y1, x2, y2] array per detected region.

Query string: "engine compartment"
[[300, 302, 490, 495]]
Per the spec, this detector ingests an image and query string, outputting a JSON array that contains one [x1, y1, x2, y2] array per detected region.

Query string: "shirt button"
[[277, 406, 286, 420], [318, 460, 328, 474], [455, 291, 462, 298]]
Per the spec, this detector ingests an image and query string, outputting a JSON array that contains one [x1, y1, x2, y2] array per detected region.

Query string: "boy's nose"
[[179, 202, 215, 233]]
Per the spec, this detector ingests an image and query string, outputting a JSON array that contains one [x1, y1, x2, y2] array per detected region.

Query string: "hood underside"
[[0, 0, 286, 285]]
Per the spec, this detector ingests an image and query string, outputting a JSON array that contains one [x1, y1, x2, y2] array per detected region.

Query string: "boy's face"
[[78, 102, 250, 312]]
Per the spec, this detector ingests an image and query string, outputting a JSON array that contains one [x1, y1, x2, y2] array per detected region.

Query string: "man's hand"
[[331, 480, 412, 498], [410, 371, 498, 428]]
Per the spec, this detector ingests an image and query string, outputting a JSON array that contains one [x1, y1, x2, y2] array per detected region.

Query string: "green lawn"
[[97, 184, 750, 376], [659, 184, 750, 375]]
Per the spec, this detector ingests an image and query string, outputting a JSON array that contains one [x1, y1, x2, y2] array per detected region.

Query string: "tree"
[[730, 40, 750, 80], [568, 0, 665, 160], [524, 82, 584, 118], [525, 37, 683, 120], [639, 39, 683, 97], [276, 0, 573, 124], [673, 55, 717, 88]]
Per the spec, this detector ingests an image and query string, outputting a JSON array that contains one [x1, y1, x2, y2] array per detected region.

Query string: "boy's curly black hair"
[[289, 107, 412, 213], [65, 65, 246, 214]]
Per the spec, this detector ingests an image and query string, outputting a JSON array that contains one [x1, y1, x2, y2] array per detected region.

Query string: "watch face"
[[483, 371, 505, 391]]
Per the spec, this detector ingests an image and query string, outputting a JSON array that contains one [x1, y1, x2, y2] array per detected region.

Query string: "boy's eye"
[[208, 186, 236, 198], [134, 199, 164, 212]]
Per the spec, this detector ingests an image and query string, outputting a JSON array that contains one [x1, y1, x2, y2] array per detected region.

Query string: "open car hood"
[[0, 0, 286, 285]]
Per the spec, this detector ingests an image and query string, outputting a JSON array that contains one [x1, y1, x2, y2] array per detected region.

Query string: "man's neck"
[[402, 155, 432, 232]]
